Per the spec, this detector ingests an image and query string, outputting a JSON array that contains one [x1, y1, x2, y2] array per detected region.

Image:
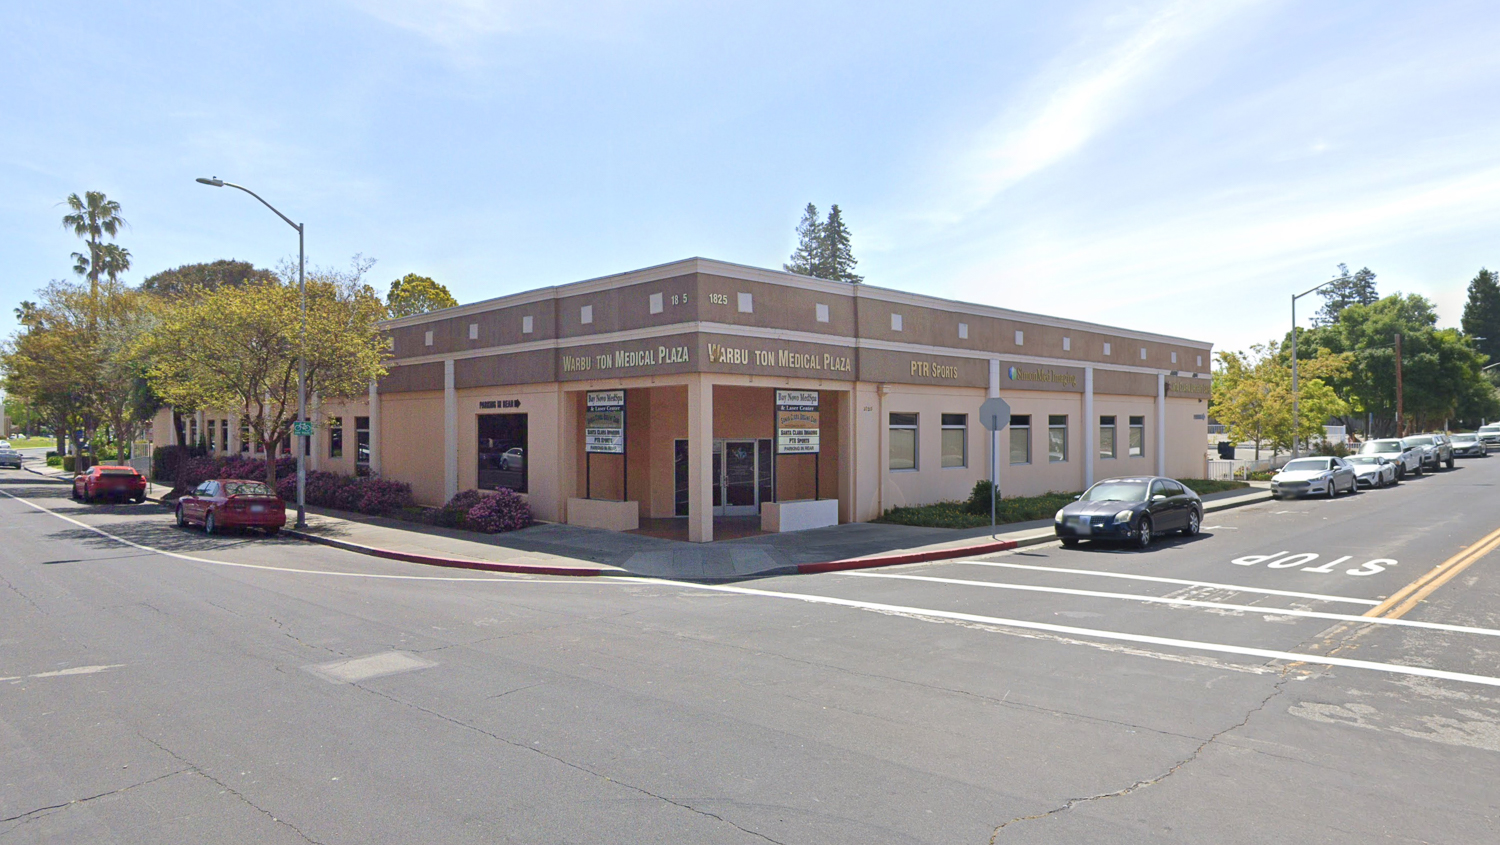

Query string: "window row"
[[887, 412, 1149, 470]]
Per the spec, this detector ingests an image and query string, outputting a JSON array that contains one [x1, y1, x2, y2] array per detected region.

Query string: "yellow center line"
[[1366, 524, 1500, 619]]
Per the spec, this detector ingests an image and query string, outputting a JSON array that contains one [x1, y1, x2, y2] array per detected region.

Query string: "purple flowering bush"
[[463, 488, 532, 533], [435, 489, 488, 528]]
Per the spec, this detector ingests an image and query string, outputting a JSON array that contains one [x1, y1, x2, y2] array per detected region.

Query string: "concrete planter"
[[760, 498, 839, 533], [566, 497, 639, 531]]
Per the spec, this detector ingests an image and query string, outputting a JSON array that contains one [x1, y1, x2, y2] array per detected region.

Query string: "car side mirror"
[[1152, 494, 1167, 501], [1072, 495, 1081, 501]]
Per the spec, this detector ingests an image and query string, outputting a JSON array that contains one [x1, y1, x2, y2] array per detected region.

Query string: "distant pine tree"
[[821, 204, 862, 284], [783, 203, 822, 276], [1462, 267, 1500, 364], [1314, 264, 1378, 325]]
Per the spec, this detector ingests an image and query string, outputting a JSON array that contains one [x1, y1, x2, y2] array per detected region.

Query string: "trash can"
[[1217, 441, 1236, 460]]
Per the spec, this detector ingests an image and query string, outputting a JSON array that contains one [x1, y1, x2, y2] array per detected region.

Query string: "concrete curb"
[[282, 529, 613, 578]]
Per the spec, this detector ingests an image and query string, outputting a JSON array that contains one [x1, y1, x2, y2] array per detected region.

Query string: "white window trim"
[[888, 414, 919, 472]]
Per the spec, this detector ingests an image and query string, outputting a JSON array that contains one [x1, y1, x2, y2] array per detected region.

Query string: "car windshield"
[[1282, 458, 1333, 472], [1452, 434, 1477, 442], [223, 481, 274, 497], [1481, 426, 1500, 433], [100, 468, 138, 476], [1347, 456, 1381, 465], [1404, 436, 1434, 446], [1362, 441, 1402, 453], [1080, 481, 1149, 502]]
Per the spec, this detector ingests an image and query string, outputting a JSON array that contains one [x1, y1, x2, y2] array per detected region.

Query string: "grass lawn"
[[874, 479, 1249, 530], [4, 436, 55, 449]]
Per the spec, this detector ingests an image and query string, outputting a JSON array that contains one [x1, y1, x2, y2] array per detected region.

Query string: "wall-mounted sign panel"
[[776, 390, 820, 454], [585, 390, 625, 454]]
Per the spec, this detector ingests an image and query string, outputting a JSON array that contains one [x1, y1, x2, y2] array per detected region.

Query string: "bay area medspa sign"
[[1007, 366, 1078, 388]]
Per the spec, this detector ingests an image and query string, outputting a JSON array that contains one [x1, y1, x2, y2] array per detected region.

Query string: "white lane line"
[[950, 560, 1379, 606], [847, 572, 1500, 639], [0, 489, 630, 585], [0, 664, 125, 682], [610, 577, 1500, 689]]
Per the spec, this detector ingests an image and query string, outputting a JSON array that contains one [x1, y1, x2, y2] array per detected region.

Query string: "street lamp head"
[[195, 177, 224, 187]]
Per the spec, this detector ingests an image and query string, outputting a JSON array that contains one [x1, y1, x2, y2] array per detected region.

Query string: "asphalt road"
[[2, 458, 1499, 843]]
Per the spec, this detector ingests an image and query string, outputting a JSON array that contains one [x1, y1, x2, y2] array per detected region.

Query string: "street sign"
[[291, 421, 313, 437], [978, 397, 1012, 431], [776, 390, 820, 454]]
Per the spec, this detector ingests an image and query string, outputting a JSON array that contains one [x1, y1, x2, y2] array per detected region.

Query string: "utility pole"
[[1395, 332, 1404, 436]]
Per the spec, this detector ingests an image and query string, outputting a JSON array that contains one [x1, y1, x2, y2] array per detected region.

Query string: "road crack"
[[0, 573, 46, 616], [137, 733, 329, 845], [987, 668, 1293, 842], [350, 683, 787, 844], [0, 769, 189, 828], [268, 615, 344, 656]]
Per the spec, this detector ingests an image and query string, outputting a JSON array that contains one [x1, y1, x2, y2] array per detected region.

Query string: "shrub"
[[153, 445, 190, 482], [62, 455, 75, 472], [435, 489, 489, 528], [464, 488, 532, 533], [355, 478, 415, 515], [46, 455, 62, 468]]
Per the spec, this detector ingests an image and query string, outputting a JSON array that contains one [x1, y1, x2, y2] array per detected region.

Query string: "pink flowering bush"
[[435, 489, 488, 528], [463, 488, 532, 533]]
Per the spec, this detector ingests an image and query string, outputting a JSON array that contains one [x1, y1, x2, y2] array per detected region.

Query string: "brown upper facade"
[[376, 258, 1213, 393]]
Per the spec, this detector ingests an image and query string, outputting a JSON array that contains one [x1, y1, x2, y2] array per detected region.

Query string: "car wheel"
[[204, 511, 217, 535], [1182, 509, 1201, 536], [1447, 457, 1455, 469], [70, 484, 80, 500], [1414, 462, 1423, 476], [175, 505, 187, 528], [264, 526, 281, 537], [131, 495, 144, 504], [1326, 481, 1337, 499], [1135, 517, 1153, 549]]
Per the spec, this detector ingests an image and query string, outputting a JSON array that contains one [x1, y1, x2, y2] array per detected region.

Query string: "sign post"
[[585, 390, 626, 500], [978, 397, 1011, 529], [775, 390, 821, 500]]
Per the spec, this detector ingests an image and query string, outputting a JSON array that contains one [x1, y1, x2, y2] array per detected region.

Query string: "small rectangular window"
[[889, 413, 918, 471], [1170, 351, 1178, 364], [891, 313, 903, 331], [1103, 342, 1112, 356], [1014, 330, 1024, 346], [469, 323, 479, 340], [1009, 415, 1031, 465], [1129, 415, 1146, 457], [958, 322, 968, 339], [1048, 415, 1068, 462], [941, 413, 967, 468], [328, 416, 344, 459], [424, 330, 434, 347], [522, 315, 534, 334], [580, 305, 593, 325], [1062, 336, 1071, 351], [737, 292, 753, 313], [1140, 347, 1148, 360], [815, 303, 830, 323], [1197, 355, 1203, 367], [1100, 415, 1117, 459], [240, 421, 250, 453], [649, 292, 664, 314], [355, 416, 371, 473]]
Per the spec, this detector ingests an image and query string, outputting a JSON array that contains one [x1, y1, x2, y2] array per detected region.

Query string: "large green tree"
[[783, 203, 862, 283], [1314, 264, 1378, 326], [140, 267, 388, 488], [140, 259, 276, 296], [1213, 340, 1348, 457], [386, 273, 459, 318], [1461, 268, 1500, 366]]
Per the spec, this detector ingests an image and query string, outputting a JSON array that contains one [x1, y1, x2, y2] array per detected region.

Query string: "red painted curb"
[[285, 530, 609, 577], [798, 539, 1021, 574]]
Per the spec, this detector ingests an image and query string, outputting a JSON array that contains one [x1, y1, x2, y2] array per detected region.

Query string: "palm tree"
[[61, 191, 127, 298]]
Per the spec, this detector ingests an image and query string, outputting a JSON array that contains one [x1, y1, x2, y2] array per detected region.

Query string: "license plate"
[[1071, 518, 1091, 535], [250, 505, 264, 513]]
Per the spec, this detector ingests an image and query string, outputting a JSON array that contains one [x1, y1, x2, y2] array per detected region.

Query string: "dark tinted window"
[[478, 414, 528, 493]]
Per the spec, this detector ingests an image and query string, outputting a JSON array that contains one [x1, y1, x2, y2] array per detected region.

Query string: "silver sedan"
[[1271, 456, 1359, 499], [1346, 455, 1398, 488]]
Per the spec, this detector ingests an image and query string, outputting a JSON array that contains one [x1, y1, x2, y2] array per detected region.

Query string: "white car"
[[1357, 438, 1421, 478], [1477, 424, 1500, 449], [499, 447, 525, 471], [1271, 456, 1359, 499], [1346, 455, 1398, 488]]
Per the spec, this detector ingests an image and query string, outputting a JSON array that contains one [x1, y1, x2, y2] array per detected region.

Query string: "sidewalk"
[[19, 456, 1272, 580]]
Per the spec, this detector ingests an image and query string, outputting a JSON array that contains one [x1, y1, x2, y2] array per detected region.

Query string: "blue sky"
[[4, 0, 1499, 354]]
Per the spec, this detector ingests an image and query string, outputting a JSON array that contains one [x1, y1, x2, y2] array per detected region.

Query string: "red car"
[[175, 478, 287, 535], [72, 465, 148, 503]]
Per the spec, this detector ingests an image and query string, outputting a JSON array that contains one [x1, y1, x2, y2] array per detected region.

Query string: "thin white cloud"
[[345, 0, 520, 50]]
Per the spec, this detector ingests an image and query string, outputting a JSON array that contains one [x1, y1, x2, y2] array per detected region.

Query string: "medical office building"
[[153, 258, 1213, 543]]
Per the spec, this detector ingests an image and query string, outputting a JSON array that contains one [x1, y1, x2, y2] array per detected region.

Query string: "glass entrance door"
[[719, 440, 759, 516]]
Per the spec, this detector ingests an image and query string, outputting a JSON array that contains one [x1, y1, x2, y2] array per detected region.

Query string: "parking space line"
[[951, 560, 1379, 605], [611, 577, 1500, 689], [1368, 524, 1500, 619], [846, 572, 1500, 638]]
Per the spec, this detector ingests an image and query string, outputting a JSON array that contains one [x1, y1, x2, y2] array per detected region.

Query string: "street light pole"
[[196, 177, 307, 529], [1291, 279, 1340, 458]]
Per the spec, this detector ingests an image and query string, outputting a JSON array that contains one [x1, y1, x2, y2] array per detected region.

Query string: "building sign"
[[562, 345, 690, 374], [585, 390, 625, 454], [776, 390, 820, 454], [1166, 377, 1211, 397], [478, 399, 521, 409], [707, 343, 853, 374], [1006, 365, 1078, 388]]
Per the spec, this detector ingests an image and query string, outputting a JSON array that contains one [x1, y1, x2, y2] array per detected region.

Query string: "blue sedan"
[[1054, 476, 1203, 549]]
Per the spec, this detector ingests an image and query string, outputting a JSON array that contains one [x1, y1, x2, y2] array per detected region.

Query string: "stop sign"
[[978, 397, 1011, 432]]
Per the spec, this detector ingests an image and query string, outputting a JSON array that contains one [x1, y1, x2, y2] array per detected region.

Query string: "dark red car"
[[72, 465, 147, 503], [175, 478, 287, 535]]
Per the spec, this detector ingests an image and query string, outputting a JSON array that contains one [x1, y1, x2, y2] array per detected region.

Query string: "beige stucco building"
[[151, 258, 1213, 542]]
